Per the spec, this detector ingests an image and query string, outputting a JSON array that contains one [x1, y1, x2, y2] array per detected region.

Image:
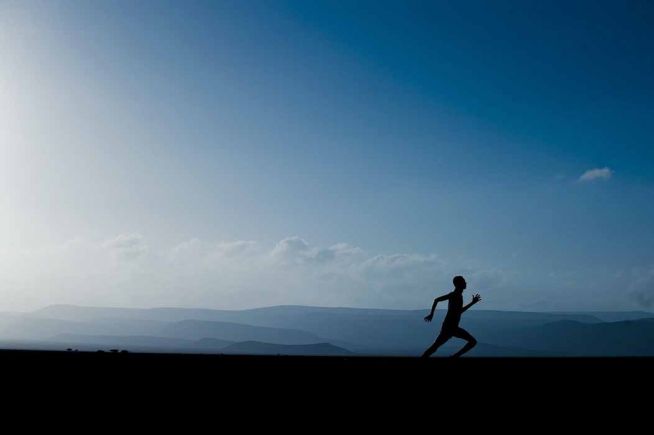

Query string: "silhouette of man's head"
[[453, 276, 467, 290]]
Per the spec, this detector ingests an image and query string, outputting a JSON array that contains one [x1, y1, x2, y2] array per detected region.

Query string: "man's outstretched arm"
[[461, 294, 482, 314], [424, 293, 451, 322]]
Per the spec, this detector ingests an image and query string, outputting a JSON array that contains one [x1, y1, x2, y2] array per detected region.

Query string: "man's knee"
[[469, 337, 477, 346]]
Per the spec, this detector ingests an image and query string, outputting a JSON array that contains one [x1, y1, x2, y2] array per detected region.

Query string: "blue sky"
[[1, 1, 653, 311]]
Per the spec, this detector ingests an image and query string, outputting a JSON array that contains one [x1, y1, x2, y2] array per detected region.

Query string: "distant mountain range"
[[0, 304, 652, 356]]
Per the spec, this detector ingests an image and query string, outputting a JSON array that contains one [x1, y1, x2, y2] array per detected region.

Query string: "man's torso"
[[442, 291, 463, 329]]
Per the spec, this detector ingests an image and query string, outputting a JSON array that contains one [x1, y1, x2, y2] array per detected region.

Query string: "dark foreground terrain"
[[4, 349, 649, 423], [4, 348, 651, 391]]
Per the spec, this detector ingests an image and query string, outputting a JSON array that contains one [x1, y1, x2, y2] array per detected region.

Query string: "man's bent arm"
[[426, 293, 450, 319]]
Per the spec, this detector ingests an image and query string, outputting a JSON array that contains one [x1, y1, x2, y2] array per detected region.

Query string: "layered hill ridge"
[[0, 304, 651, 356]]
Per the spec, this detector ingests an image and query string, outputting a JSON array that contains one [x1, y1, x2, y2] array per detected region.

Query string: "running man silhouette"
[[421, 276, 481, 358]]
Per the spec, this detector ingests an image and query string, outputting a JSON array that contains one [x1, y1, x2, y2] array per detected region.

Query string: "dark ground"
[[4, 348, 650, 389], [3, 349, 649, 422]]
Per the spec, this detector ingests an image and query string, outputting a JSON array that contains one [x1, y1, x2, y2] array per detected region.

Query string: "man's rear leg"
[[451, 327, 477, 358], [421, 332, 450, 358]]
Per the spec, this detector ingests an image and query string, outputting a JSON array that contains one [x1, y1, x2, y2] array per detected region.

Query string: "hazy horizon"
[[8, 301, 654, 315], [2, 1, 654, 312]]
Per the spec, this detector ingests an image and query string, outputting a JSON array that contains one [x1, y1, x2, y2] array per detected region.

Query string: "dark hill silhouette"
[[501, 318, 654, 356], [220, 341, 353, 356], [560, 311, 654, 322], [50, 334, 235, 353], [53, 334, 196, 348], [195, 337, 237, 349], [159, 319, 326, 345]]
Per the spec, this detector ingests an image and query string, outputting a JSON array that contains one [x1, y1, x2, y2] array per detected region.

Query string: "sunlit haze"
[[1, 1, 654, 312]]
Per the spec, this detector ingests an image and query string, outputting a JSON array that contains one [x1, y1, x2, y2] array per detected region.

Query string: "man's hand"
[[424, 313, 433, 322], [472, 294, 482, 304]]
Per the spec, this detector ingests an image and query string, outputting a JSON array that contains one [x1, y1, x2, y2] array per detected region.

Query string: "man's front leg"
[[451, 339, 477, 358]]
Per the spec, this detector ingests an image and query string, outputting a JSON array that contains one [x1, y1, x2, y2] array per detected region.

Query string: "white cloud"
[[579, 167, 613, 182], [270, 237, 364, 265], [271, 236, 311, 263], [216, 240, 259, 257], [102, 233, 148, 260], [0, 234, 511, 311]]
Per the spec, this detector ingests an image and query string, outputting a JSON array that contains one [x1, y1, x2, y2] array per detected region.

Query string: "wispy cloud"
[[579, 167, 613, 182]]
